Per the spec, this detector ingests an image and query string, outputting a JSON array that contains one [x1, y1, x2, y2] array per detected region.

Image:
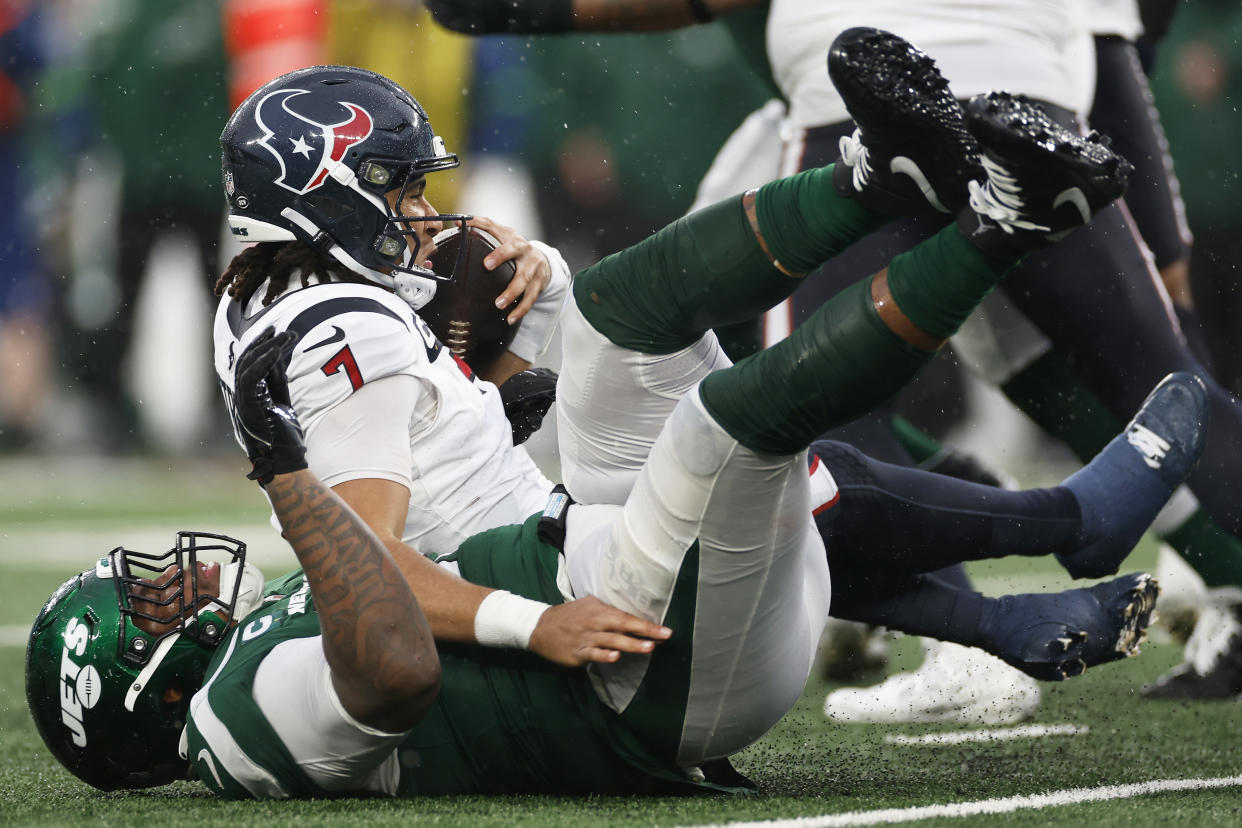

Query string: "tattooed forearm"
[[266, 470, 440, 731]]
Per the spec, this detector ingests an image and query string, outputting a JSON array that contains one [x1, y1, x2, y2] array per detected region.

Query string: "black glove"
[[234, 328, 308, 487], [498, 367, 558, 446], [424, 0, 574, 34]]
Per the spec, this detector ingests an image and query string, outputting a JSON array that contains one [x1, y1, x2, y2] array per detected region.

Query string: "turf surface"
[[2, 459, 1240, 826]]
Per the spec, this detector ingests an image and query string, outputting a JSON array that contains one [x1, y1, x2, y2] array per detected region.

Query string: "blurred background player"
[[0, 2, 52, 451], [55, 1, 228, 451]]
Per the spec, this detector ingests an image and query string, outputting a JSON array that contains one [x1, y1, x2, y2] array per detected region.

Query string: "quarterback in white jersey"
[[205, 65, 675, 668], [209, 61, 575, 559], [212, 273, 559, 557]]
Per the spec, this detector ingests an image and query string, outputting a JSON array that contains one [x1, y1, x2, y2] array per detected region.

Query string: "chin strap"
[[277, 204, 446, 312], [218, 560, 267, 623], [125, 632, 181, 712], [393, 271, 439, 310]]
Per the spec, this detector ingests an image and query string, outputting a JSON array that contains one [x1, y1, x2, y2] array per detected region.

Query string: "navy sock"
[[830, 572, 993, 650]]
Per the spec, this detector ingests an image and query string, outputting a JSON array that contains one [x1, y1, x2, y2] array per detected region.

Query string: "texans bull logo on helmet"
[[254, 88, 377, 195]]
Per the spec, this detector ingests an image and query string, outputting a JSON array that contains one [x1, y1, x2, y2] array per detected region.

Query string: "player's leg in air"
[[554, 28, 1181, 767], [813, 359, 1205, 674]]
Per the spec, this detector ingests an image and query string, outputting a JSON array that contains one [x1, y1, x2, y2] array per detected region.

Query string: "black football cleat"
[[1143, 588, 1242, 700], [959, 91, 1134, 257], [1057, 373, 1208, 580], [827, 27, 982, 217], [987, 573, 1159, 681]]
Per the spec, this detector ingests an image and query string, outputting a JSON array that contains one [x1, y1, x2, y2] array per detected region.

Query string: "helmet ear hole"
[[303, 192, 357, 221]]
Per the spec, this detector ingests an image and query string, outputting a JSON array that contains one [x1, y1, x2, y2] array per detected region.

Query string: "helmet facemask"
[[353, 153, 472, 309], [112, 531, 252, 665]]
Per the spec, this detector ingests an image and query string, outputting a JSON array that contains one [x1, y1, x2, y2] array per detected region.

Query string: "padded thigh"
[[556, 299, 731, 505], [564, 393, 830, 766], [1001, 202, 1192, 414]]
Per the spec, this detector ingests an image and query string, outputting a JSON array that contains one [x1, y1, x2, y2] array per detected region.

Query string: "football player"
[[27, 38, 1204, 797], [758, 0, 1242, 705], [432, 0, 1242, 706], [211, 65, 662, 668]]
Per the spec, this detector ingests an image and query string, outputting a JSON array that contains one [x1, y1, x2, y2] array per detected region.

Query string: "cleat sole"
[[966, 91, 1133, 205], [827, 27, 982, 213]]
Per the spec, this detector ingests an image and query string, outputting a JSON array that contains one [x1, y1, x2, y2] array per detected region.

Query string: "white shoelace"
[[838, 129, 873, 192], [966, 154, 1050, 234]]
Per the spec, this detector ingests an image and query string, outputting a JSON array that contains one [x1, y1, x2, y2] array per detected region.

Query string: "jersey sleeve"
[[184, 613, 327, 799], [252, 635, 404, 794], [183, 580, 360, 800], [304, 374, 417, 490]]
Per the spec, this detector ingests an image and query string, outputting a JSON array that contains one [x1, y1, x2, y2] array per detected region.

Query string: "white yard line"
[[683, 776, 1242, 828], [884, 723, 1088, 746]]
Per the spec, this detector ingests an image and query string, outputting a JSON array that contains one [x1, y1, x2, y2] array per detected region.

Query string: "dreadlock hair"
[[214, 241, 369, 307]]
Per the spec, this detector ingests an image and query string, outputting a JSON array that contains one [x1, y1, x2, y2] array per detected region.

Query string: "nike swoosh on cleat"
[[198, 749, 224, 788], [305, 325, 346, 351], [890, 156, 949, 213], [1052, 186, 1092, 226]]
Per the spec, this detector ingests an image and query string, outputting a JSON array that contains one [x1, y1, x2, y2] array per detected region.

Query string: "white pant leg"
[[556, 298, 732, 505], [563, 390, 832, 767]]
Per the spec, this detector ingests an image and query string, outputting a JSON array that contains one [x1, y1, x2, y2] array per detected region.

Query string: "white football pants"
[[557, 299, 833, 766]]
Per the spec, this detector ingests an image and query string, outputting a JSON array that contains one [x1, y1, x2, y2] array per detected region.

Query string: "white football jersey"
[[766, 0, 1092, 129], [213, 278, 553, 557], [1088, 0, 1143, 39]]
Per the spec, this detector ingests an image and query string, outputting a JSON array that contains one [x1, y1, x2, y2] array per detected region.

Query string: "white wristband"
[[473, 590, 550, 650]]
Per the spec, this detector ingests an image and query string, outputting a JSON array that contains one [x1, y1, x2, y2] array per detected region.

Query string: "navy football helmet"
[[25, 532, 264, 791], [220, 65, 469, 310]]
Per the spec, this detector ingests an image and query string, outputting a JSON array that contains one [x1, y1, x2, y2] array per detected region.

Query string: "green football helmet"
[[25, 532, 254, 791]]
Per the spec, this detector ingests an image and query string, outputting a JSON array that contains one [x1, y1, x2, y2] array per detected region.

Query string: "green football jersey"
[[183, 515, 749, 799]]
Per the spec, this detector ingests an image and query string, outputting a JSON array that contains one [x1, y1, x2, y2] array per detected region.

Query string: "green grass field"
[[2, 458, 1241, 826]]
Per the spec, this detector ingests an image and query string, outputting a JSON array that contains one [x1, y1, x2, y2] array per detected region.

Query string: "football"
[[422, 225, 518, 374]]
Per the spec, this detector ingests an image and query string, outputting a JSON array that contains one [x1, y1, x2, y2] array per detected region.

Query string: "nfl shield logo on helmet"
[[254, 88, 375, 196]]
